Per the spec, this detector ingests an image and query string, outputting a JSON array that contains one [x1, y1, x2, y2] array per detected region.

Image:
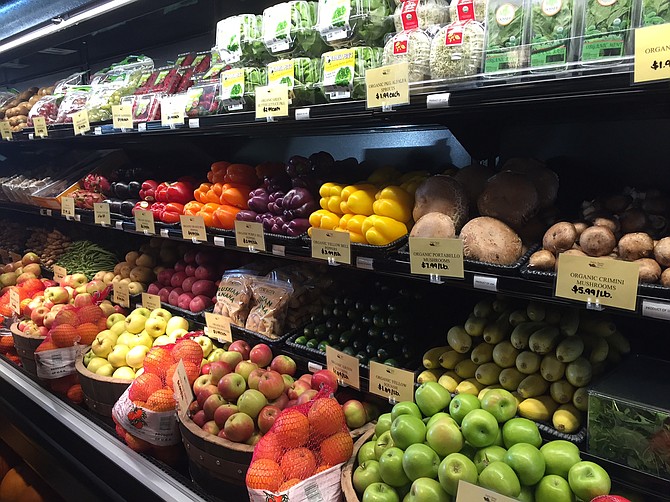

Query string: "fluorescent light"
[[0, 0, 138, 56]]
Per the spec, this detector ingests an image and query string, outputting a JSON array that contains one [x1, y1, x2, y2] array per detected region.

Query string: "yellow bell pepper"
[[309, 209, 341, 231], [400, 175, 428, 195], [362, 215, 408, 246], [368, 166, 401, 186], [339, 214, 368, 243], [340, 184, 377, 215], [319, 182, 346, 214], [399, 170, 430, 183], [373, 186, 413, 223]]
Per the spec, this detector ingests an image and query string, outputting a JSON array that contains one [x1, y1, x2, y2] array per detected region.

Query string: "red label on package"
[[401, 0, 419, 30], [457, 0, 476, 21], [393, 35, 409, 55], [446, 23, 466, 45]]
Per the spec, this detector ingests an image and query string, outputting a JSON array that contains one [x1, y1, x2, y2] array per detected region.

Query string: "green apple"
[[504, 443, 545, 486], [359, 441, 377, 464], [207, 347, 225, 362], [415, 382, 451, 418], [86, 357, 109, 374], [95, 363, 114, 377], [106, 313, 125, 328], [568, 461, 611, 501], [149, 308, 172, 321], [152, 335, 171, 346], [128, 331, 153, 349], [144, 317, 167, 338], [502, 418, 542, 448], [108, 345, 130, 368], [237, 389, 267, 419], [112, 366, 136, 380], [126, 345, 150, 369], [166, 316, 189, 335], [375, 431, 395, 460], [404, 478, 450, 502], [390, 415, 426, 450], [426, 417, 463, 457], [540, 440, 581, 479], [109, 320, 127, 336], [362, 483, 400, 502], [379, 447, 411, 488], [376, 413, 393, 437], [448, 393, 480, 425], [437, 453, 478, 496], [354, 460, 383, 494], [536, 474, 574, 502], [473, 445, 507, 474], [461, 409, 499, 448], [517, 485, 535, 502], [391, 402, 422, 421], [425, 412, 455, 429], [131, 307, 151, 318], [402, 443, 440, 481], [478, 461, 521, 498], [481, 388, 518, 423], [83, 350, 95, 366], [125, 314, 147, 334]]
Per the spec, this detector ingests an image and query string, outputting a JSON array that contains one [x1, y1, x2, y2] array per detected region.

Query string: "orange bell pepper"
[[224, 163, 257, 186], [220, 184, 250, 209], [196, 203, 220, 228], [213, 204, 241, 229], [194, 183, 213, 204], [208, 161, 230, 183], [184, 201, 204, 216]]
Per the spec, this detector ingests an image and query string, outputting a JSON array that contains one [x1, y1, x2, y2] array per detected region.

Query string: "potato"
[[579, 226, 616, 257], [618, 232, 654, 261], [128, 281, 144, 295], [413, 175, 469, 231], [603, 194, 632, 213], [16, 102, 30, 116], [654, 237, 670, 267], [14, 115, 27, 124], [636, 258, 661, 283], [460, 216, 523, 265], [410, 212, 456, 238], [129, 266, 153, 283], [661, 268, 670, 287], [573, 222, 588, 238], [542, 222, 577, 254], [528, 249, 556, 270], [477, 171, 539, 230]]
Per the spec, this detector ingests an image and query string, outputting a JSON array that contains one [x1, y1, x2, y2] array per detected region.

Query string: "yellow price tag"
[[255, 85, 289, 119], [32, 116, 48, 137], [634, 24, 670, 83], [366, 62, 410, 109], [112, 105, 133, 129], [326, 346, 360, 390], [409, 237, 464, 278], [71, 109, 90, 135], [369, 361, 415, 403], [60, 197, 76, 217], [311, 228, 351, 265], [0, 121, 12, 141]]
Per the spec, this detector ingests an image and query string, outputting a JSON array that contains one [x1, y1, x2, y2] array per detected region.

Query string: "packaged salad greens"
[[268, 58, 325, 106], [216, 14, 273, 65], [449, 0, 489, 23], [393, 0, 450, 34], [220, 67, 267, 112], [529, 0, 576, 70], [430, 21, 486, 79], [317, 0, 395, 48], [320, 46, 382, 100], [640, 0, 670, 25], [262, 1, 329, 58], [484, 0, 529, 74], [383, 30, 432, 81], [580, 0, 633, 62]]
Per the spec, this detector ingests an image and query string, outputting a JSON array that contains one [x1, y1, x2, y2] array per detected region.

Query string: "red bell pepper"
[[132, 201, 151, 215], [155, 182, 169, 203], [165, 181, 194, 205], [224, 163, 257, 186], [160, 202, 184, 224], [150, 202, 166, 220], [139, 180, 159, 202], [208, 161, 230, 183]]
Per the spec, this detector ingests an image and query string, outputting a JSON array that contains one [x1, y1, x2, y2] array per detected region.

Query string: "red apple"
[[213, 403, 239, 429], [311, 369, 339, 393], [228, 340, 251, 360], [74, 293, 94, 308], [258, 405, 281, 434], [282, 374, 294, 392], [193, 375, 213, 396], [224, 412, 254, 443], [218, 373, 246, 401], [288, 380, 311, 400], [235, 360, 258, 382], [188, 400, 201, 416], [196, 384, 219, 408], [192, 410, 207, 428], [30, 306, 49, 326], [203, 394, 227, 420], [270, 355, 296, 376], [297, 389, 318, 405], [217, 429, 228, 440], [209, 361, 234, 384], [247, 368, 267, 390], [257, 371, 285, 400], [250, 344, 273, 367], [202, 420, 220, 436], [269, 393, 289, 410], [298, 374, 312, 386], [343, 400, 367, 429], [200, 363, 211, 376]]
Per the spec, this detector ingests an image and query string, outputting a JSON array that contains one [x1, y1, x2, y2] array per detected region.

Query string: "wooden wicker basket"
[[74, 353, 132, 417], [10, 322, 44, 376], [342, 427, 375, 502]]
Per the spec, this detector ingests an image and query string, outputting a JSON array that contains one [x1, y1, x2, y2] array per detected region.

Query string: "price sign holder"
[[173, 361, 194, 418], [205, 313, 233, 343], [60, 196, 76, 218], [9, 289, 20, 315], [0, 121, 12, 141], [365, 62, 410, 110], [634, 24, 670, 83], [255, 85, 289, 120], [32, 116, 48, 137], [134, 210, 156, 235], [555, 253, 640, 311], [53, 265, 67, 283], [141, 293, 161, 310], [326, 346, 360, 390], [72, 109, 90, 135], [234, 220, 266, 252], [310, 228, 351, 265], [93, 203, 111, 226], [112, 105, 133, 130], [368, 361, 414, 404], [113, 282, 130, 308], [455, 481, 517, 502], [180, 215, 207, 243], [409, 237, 464, 281]]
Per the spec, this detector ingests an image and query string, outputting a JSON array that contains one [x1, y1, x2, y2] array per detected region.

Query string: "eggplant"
[[120, 200, 136, 216], [105, 199, 122, 214], [113, 182, 130, 199], [127, 181, 141, 199]]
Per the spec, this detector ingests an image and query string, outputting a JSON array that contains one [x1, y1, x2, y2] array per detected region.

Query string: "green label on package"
[[268, 60, 295, 89], [263, 3, 292, 53], [323, 49, 355, 91], [531, 44, 567, 66], [484, 50, 522, 72], [581, 36, 624, 60]]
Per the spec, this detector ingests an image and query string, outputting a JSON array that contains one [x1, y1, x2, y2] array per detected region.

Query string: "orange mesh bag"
[[247, 385, 352, 502], [112, 336, 203, 463]]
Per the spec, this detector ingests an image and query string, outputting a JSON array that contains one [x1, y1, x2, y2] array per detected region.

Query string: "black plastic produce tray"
[[161, 303, 209, 323], [397, 243, 539, 276], [519, 263, 555, 283], [536, 422, 587, 445], [208, 227, 308, 248], [302, 234, 408, 259]]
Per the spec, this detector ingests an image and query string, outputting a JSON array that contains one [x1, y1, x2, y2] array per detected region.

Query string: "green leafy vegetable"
[[335, 66, 352, 86], [584, 0, 632, 36], [641, 0, 670, 24], [230, 83, 242, 98], [530, 1, 573, 42], [486, 3, 525, 49]]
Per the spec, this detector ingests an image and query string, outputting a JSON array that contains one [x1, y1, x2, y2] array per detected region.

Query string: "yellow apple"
[[116, 332, 133, 347], [144, 317, 167, 338], [108, 345, 130, 368], [125, 314, 147, 334], [128, 331, 153, 349], [113, 366, 136, 380], [87, 357, 110, 373], [109, 320, 127, 336], [106, 313, 126, 329], [131, 307, 151, 318], [149, 308, 172, 321], [91, 335, 116, 358], [126, 345, 150, 369], [166, 316, 189, 336], [96, 330, 118, 343], [152, 335, 171, 347], [95, 363, 114, 377], [167, 328, 189, 343]]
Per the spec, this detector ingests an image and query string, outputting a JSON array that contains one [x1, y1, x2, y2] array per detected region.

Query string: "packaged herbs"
[[220, 67, 267, 112], [383, 30, 432, 82], [430, 20, 486, 79], [581, 0, 633, 62], [216, 14, 272, 65], [484, 0, 528, 74], [267, 58, 325, 105], [392, 0, 450, 34], [449, 0, 488, 23], [317, 0, 395, 48], [529, 0, 575, 69], [263, 1, 329, 58], [320, 46, 382, 100], [641, 0, 670, 25]]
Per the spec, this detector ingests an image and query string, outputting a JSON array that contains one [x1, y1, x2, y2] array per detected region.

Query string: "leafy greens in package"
[[320, 46, 382, 100], [318, 0, 395, 48], [383, 30, 432, 82], [641, 0, 670, 25], [393, 0, 450, 34], [430, 21, 485, 79], [216, 14, 273, 65], [484, 0, 529, 73], [581, 0, 633, 62], [263, 1, 329, 58], [268, 58, 325, 105], [529, 0, 576, 69], [220, 67, 267, 112]]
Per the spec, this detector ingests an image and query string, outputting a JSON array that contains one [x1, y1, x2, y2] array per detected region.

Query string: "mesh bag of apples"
[[112, 337, 202, 463], [246, 385, 354, 502]]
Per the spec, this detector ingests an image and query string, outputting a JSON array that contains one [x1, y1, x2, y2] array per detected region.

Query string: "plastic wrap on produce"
[[317, 0, 395, 48], [55, 87, 91, 124], [430, 20, 485, 79], [268, 58, 325, 106], [393, 0, 450, 35], [383, 29, 432, 82], [220, 67, 266, 112], [263, 1, 329, 58], [320, 46, 382, 101]]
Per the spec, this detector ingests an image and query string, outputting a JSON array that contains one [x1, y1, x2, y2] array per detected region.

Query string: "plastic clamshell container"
[[383, 29, 432, 82], [449, 0, 489, 24], [429, 21, 486, 79], [120, 93, 164, 123], [262, 1, 328, 58], [183, 82, 221, 117], [639, 0, 670, 26], [320, 46, 382, 101], [267, 58, 324, 106], [528, 0, 579, 70], [216, 14, 266, 65], [484, 0, 530, 75], [220, 67, 267, 112], [392, 0, 450, 34], [55, 87, 91, 124], [317, 0, 395, 48], [587, 355, 670, 480], [579, 0, 634, 64]]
